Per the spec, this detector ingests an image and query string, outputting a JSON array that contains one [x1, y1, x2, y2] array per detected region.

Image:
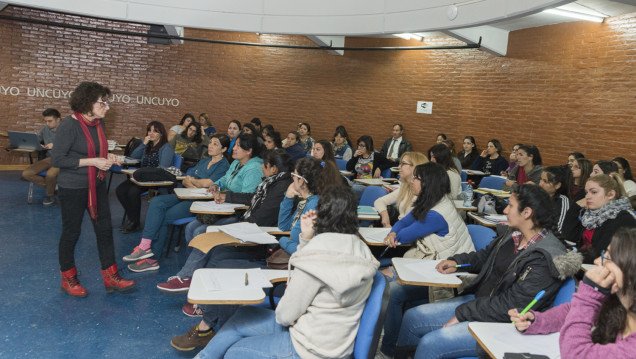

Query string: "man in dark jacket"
[[380, 124, 412, 165]]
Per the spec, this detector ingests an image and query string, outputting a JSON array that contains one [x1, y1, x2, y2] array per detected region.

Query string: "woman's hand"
[[585, 265, 616, 293], [299, 209, 317, 240], [443, 316, 459, 328], [107, 153, 122, 166], [505, 179, 516, 187], [373, 168, 382, 179], [354, 149, 364, 157], [383, 232, 399, 248], [285, 182, 299, 198], [480, 149, 488, 158], [380, 211, 391, 228], [143, 136, 151, 145], [509, 308, 535, 332], [92, 157, 115, 171], [207, 184, 220, 195], [214, 192, 226, 204], [436, 260, 458, 273]]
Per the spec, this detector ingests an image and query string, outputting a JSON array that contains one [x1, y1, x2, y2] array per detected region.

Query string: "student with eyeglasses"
[[570, 157, 593, 202]]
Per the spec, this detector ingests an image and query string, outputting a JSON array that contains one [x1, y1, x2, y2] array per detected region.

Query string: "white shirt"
[[388, 136, 403, 159]]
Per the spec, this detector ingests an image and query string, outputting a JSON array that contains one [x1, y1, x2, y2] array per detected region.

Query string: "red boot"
[[101, 264, 136, 293], [60, 267, 88, 298]]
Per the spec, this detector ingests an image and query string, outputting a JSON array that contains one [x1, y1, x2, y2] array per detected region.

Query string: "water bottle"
[[463, 180, 473, 207]]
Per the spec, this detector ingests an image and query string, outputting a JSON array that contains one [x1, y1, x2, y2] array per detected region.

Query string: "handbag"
[[266, 249, 292, 270], [132, 167, 177, 183], [196, 213, 219, 225]]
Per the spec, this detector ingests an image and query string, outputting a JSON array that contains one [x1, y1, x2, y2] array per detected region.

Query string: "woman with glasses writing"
[[52, 82, 135, 298]]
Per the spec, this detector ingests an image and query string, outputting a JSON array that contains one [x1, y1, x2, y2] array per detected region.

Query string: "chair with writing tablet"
[[467, 224, 496, 251], [336, 159, 348, 171], [359, 186, 388, 207], [478, 176, 506, 191], [553, 277, 576, 306], [353, 271, 390, 359]]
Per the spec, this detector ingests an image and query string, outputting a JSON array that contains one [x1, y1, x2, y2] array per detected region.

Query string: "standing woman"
[[116, 121, 175, 233], [457, 136, 479, 169], [577, 174, 636, 264], [571, 157, 593, 202], [51, 82, 135, 298], [470, 139, 508, 176], [226, 120, 241, 156], [332, 126, 353, 161], [428, 144, 462, 199], [297, 122, 315, 154], [168, 113, 195, 142], [374, 152, 428, 227], [502, 144, 543, 191]]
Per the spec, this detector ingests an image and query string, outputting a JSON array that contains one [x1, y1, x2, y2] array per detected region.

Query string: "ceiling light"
[[542, 8, 605, 23], [394, 33, 423, 41]]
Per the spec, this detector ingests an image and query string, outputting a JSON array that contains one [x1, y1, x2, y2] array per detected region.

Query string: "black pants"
[[115, 180, 145, 224], [58, 181, 116, 271]]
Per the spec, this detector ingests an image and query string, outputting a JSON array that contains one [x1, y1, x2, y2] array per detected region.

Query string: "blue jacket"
[[285, 143, 306, 164], [191, 157, 230, 182], [391, 211, 449, 245], [278, 195, 320, 254], [130, 142, 175, 168], [216, 156, 263, 193]]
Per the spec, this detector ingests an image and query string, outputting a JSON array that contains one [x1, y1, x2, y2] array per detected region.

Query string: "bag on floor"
[[266, 249, 292, 270]]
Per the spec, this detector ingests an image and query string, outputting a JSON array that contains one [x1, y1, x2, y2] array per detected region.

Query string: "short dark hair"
[[229, 119, 242, 130], [261, 124, 274, 137], [436, 133, 447, 140], [179, 113, 195, 126], [146, 121, 168, 155], [262, 149, 294, 173], [489, 139, 503, 154], [596, 160, 619, 175], [518, 145, 543, 166], [242, 123, 257, 136], [543, 165, 574, 199], [298, 122, 311, 134], [69, 82, 111, 114], [251, 117, 262, 127], [288, 131, 300, 142], [42, 108, 60, 118], [393, 124, 404, 131], [235, 133, 262, 158], [265, 131, 283, 149], [357, 135, 374, 152], [314, 185, 359, 235], [513, 184, 557, 232], [411, 162, 450, 221], [295, 157, 323, 194], [211, 133, 232, 162], [569, 152, 585, 160]]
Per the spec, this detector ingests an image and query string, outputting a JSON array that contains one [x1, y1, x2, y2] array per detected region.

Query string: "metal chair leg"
[[27, 182, 34, 205]]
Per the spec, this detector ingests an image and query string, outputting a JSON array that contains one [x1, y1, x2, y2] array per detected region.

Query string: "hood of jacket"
[[289, 233, 379, 307]]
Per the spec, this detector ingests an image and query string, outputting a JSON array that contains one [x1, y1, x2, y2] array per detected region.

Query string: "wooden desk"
[[188, 268, 290, 305], [358, 227, 391, 246], [474, 188, 511, 199], [392, 258, 462, 288], [454, 200, 477, 211], [8, 148, 38, 164], [206, 225, 290, 237], [468, 322, 560, 359], [174, 187, 215, 200]]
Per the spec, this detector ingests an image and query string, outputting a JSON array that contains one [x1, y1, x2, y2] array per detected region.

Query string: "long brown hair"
[[592, 228, 636, 344], [146, 121, 168, 155]]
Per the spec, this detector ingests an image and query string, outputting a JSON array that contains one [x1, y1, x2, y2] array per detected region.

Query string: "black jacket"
[[346, 152, 392, 177], [553, 194, 581, 245], [457, 150, 479, 169], [380, 137, 412, 162], [576, 210, 636, 264], [449, 227, 582, 323], [224, 173, 292, 227]]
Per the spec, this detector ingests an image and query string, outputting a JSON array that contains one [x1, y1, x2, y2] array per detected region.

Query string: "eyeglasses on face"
[[399, 161, 413, 167], [357, 143, 366, 148], [291, 172, 308, 183], [97, 100, 110, 107]]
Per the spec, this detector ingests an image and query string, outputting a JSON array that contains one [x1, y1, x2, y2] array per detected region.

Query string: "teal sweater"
[[216, 157, 263, 193]]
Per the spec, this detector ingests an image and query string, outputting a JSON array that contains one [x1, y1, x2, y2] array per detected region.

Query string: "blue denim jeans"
[[185, 216, 240, 244], [380, 281, 429, 356], [195, 306, 299, 359], [141, 194, 193, 255], [396, 295, 477, 359]]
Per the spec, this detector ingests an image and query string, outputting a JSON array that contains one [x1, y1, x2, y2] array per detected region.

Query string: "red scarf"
[[74, 111, 108, 220]]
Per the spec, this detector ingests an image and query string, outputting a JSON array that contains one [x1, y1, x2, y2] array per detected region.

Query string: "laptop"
[[7, 131, 42, 151]]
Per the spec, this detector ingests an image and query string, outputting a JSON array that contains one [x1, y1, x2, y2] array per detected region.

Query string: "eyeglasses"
[[357, 144, 366, 148], [291, 172, 308, 183], [97, 100, 110, 107], [412, 175, 422, 181], [601, 250, 612, 265], [399, 161, 413, 167]]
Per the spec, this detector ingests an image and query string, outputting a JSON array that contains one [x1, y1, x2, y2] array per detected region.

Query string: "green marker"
[[512, 290, 545, 324]]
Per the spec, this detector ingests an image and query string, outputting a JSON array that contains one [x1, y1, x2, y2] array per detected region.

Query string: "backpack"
[[123, 137, 144, 157], [475, 194, 507, 214]]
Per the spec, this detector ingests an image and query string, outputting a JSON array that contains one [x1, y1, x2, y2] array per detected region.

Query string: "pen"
[[244, 272, 249, 286], [512, 290, 546, 324], [379, 242, 400, 258], [442, 264, 471, 270]]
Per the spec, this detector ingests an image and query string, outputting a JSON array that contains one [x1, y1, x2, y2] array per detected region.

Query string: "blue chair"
[[467, 224, 496, 251], [359, 186, 388, 207], [461, 171, 468, 182], [27, 170, 48, 204], [172, 153, 183, 170], [381, 168, 392, 179], [553, 277, 576, 306], [165, 216, 196, 257], [336, 159, 348, 171], [478, 176, 506, 190], [353, 271, 390, 359]]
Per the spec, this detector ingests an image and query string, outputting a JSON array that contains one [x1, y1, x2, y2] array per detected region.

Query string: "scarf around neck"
[[74, 111, 108, 220], [243, 172, 290, 221], [581, 196, 633, 229]]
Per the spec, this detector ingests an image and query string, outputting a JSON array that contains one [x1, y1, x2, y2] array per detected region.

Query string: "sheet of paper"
[[358, 227, 391, 244], [393, 258, 462, 286], [485, 214, 508, 222], [191, 201, 245, 213], [200, 268, 273, 292], [217, 223, 279, 244], [464, 169, 485, 175], [469, 322, 560, 359]]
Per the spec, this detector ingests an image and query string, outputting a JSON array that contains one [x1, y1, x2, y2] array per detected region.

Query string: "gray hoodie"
[[275, 233, 380, 359]]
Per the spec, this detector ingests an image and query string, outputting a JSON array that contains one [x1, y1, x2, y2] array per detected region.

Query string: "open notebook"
[[216, 222, 279, 245]]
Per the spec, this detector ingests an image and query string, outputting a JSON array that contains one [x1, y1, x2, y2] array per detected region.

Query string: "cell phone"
[[503, 353, 550, 359]]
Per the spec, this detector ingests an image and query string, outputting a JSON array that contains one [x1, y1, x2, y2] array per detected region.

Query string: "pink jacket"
[[524, 281, 636, 358]]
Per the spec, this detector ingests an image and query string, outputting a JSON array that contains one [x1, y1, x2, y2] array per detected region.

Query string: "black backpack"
[[123, 137, 144, 157]]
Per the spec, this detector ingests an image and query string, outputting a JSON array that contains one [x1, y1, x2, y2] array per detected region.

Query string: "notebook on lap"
[[8, 131, 41, 151]]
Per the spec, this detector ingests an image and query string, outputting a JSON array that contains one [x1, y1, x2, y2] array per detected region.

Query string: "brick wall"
[[1, 6, 634, 168]]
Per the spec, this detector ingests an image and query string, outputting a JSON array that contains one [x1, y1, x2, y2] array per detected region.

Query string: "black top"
[[577, 210, 636, 264], [475, 239, 516, 298], [457, 150, 479, 169]]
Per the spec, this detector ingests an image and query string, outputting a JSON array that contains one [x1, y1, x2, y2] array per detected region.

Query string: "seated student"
[[393, 184, 582, 358], [511, 227, 636, 359], [169, 121, 207, 162], [593, 160, 619, 176], [567, 151, 585, 167], [332, 126, 353, 161], [263, 130, 282, 150], [503, 144, 544, 191], [377, 162, 475, 358], [168, 113, 195, 142], [261, 124, 274, 139], [282, 130, 306, 163], [21, 108, 61, 205], [312, 139, 348, 185], [576, 174, 636, 264], [470, 138, 508, 176], [250, 117, 262, 135], [121, 135, 264, 273], [428, 144, 462, 199], [347, 135, 392, 200], [297, 122, 315, 154], [457, 136, 479, 169], [374, 152, 428, 227], [169, 157, 339, 351], [502, 143, 522, 176], [226, 120, 241, 156], [115, 121, 175, 233], [435, 133, 446, 144], [441, 139, 462, 173], [571, 157, 593, 202], [613, 157, 636, 198], [539, 165, 581, 245], [242, 123, 263, 147], [156, 149, 293, 294], [198, 113, 216, 136], [190, 185, 380, 359]]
